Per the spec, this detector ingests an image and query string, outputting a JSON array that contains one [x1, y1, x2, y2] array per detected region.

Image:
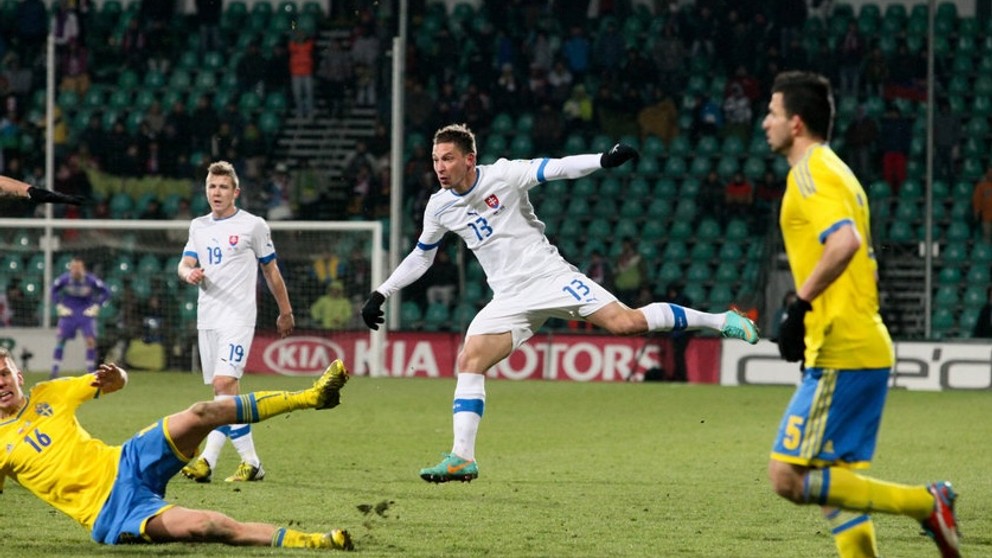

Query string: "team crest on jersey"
[[485, 194, 500, 209], [34, 402, 53, 417], [228, 235, 239, 246]]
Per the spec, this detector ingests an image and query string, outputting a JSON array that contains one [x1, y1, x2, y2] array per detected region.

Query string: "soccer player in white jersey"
[[176, 161, 295, 483], [360, 123, 760, 483]]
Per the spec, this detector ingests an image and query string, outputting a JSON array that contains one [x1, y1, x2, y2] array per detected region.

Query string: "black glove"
[[600, 143, 639, 168], [361, 291, 386, 330], [27, 186, 85, 206], [777, 297, 812, 362]]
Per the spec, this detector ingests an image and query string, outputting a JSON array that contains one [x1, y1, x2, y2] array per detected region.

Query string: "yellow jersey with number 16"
[[0, 375, 121, 531]]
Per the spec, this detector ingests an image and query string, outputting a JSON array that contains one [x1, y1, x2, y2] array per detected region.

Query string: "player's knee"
[[767, 463, 804, 503], [188, 510, 236, 542], [187, 400, 222, 423], [601, 311, 645, 336]]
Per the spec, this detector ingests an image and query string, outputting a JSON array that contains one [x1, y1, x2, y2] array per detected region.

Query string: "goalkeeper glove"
[[27, 186, 86, 206], [777, 297, 812, 362], [56, 304, 72, 317], [83, 304, 101, 317], [600, 143, 639, 168], [361, 291, 386, 330]]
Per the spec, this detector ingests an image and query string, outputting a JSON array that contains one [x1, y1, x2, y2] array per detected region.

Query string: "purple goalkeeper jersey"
[[52, 272, 110, 315]]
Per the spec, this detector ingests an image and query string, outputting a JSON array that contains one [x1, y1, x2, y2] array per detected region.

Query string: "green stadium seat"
[[679, 178, 701, 198], [563, 133, 586, 154], [57, 90, 81, 111], [686, 262, 710, 283], [653, 178, 677, 198], [742, 156, 766, 180], [490, 113, 513, 135], [423, 303, 451, 331], [668, 135, 691, 157], [618, 198, 644, 219], [400, 301, 422, 328], [641, 219, 667, 240], [661, 240, 688, 262], [1, 254, 22, 274], [718, 241, 743, 260], [484, 133, 507, 154], [963, 285, 987, 306], [688, 157, 712, 178], [932, 307, 956, 334], [627, 177, 651, 198], [941, 242, 968, 265], [265, 91, 288, 113], [946, 221, 971, 242], [668, 220, 693, 241], [708, 284, 734, 309], [642, 135, 665, 158], [966, 265, 990, 283], [887, 221, 914, 243], [959, 307, 980, 336], [663, 156, 687, 177], [510, 135, 534, 159], [716, 156, 740, 178], [690, 241, 715, 262], [696, 218, 721, 241], [194, 71, 217, 90], [696, 136, 720, 157], [972, 242, 992, 262], [117, 70, 139, 90], [656, 261, 683, 285], [937, 266, 961, 285], [714, 261, 738, 283], [636, 156, 660, 176], [934, 285, 959, 306], [238, 91, 262, 115], [572, 177, 597, 198], [108, 192, 134, 218], [673, 199, 697, 222]]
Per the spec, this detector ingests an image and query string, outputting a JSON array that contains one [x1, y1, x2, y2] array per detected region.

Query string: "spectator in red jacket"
[[288, 29, 315, 119]]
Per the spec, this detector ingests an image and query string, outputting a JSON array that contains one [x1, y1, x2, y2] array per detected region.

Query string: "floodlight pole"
[[387, 0, 408, 332], [43, 31, 55, 328]]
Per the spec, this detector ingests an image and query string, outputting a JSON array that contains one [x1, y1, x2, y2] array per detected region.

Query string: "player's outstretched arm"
[[90, 362, 129, 395], [0, 175, 85, 205]]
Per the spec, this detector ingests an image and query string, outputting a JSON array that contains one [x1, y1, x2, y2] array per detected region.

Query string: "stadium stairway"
[[271, 28, 378, 204]]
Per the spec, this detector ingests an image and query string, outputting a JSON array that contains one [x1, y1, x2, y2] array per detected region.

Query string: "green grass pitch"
[[4, 371, 989, 557]]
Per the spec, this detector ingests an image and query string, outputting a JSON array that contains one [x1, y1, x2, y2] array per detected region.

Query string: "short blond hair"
[[0, 347, 17, 372], [207, 161, 239, 189]]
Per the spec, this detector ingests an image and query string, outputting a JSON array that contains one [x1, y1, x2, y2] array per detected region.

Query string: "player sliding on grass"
[[764, 71, 960, 558], [361, 123, 759, 484], [0, 348, 353, 551]]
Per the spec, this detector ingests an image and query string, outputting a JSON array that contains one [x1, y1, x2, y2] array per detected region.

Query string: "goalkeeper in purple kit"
[[51, 256, 110, 378]]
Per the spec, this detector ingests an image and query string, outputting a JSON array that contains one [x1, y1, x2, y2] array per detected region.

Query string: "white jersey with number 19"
[[182, 209, 276, 329]]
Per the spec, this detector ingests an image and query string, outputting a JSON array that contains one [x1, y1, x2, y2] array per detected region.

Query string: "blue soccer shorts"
[[91, 418, 189, 544], [770, 367, 891, 469]]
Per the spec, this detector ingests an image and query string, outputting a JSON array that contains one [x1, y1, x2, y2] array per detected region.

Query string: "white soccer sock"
[[451, 372, 486, 462], [640, 302, 724, 332], [199, 429, 227, 468], [230, 425, 260, 467]]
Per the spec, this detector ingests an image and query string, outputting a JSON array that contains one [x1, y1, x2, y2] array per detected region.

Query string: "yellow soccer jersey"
[[0, 375, 121, 530], [779, 144, 894, 369]]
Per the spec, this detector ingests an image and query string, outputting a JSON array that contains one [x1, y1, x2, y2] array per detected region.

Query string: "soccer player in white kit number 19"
[[177, 161, 296, 483], [360, 123, 760, 483]]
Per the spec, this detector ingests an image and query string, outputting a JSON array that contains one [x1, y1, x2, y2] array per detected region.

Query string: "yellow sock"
[[806, 467, 934, 520], [272, 527, 326, 549], [824, 509, 879, 558], [235, 390, 314, 423]]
